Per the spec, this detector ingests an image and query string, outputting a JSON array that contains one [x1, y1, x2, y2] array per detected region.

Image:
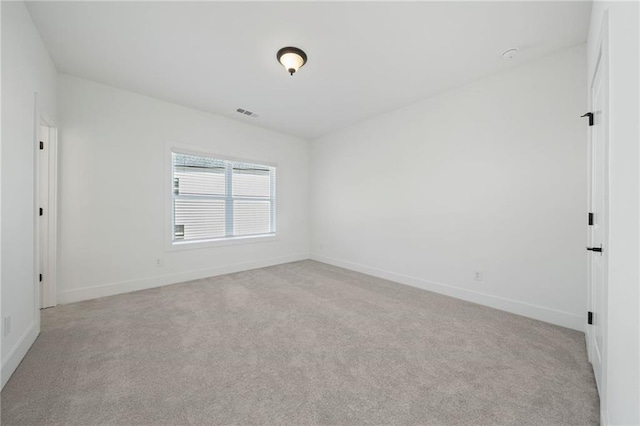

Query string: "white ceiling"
[[27, 1, 591, 139]]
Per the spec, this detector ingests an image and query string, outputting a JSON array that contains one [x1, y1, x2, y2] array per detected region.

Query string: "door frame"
[[34, 99, 59, 310], [586, 11, 610, 420]]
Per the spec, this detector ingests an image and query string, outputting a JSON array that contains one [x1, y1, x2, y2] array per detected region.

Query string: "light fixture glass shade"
[[280, 53, 304, 74], [277, 47, 307, 76]]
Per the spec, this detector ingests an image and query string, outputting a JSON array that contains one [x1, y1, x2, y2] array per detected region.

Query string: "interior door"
[[587, 39, 608, 396], [38, 125, 50, 309]]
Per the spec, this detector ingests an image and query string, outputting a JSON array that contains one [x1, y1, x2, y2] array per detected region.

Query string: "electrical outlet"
[[474, 271, 484, 281], [155, 258, 163, 267], [3, 315, 11, 337]]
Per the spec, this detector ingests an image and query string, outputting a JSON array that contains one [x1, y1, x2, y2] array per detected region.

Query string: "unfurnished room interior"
[[1, 1, 639, 425]]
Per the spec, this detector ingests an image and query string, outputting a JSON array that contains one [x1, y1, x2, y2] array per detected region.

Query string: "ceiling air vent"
[[236, 108, 259, 118]]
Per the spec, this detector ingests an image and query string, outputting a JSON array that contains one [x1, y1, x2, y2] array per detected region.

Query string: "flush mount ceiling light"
[[277, 47, 308, 76]]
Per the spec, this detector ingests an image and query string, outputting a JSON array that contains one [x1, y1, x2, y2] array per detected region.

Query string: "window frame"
[[166, 144, 278, 251]]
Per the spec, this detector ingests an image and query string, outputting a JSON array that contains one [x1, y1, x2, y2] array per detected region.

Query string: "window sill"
[[166, 234, 278, 251]]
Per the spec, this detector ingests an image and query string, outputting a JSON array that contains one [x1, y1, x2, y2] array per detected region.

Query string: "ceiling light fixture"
[[277, 47, 308, 76]]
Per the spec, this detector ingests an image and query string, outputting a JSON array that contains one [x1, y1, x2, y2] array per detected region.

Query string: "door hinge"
[[39, 273, 43, 282], [581, 112, 594, 126], [39, 141, 44, 150], [588, 311, 593, 325], [586, 245, 603, 253], [588, 212, 594, 226], [39, 207, 43, 216]]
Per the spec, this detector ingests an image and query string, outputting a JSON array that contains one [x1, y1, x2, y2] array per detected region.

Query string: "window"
[[171, 151, 276, 244]]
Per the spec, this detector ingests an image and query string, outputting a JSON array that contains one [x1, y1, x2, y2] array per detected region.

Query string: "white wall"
[[1, 1, 57, 387], [588, 2, 640, 425], [57, 75, 309, 304], [310, 46, 587, 331]]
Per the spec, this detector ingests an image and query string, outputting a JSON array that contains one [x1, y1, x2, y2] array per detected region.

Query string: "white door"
[[38, 125, 50, 308], [38, 124, 57, 309], [587, 37, 609, 396]]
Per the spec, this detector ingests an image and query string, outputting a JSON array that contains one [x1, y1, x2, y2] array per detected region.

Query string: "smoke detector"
[[501, 48, 519, 60]]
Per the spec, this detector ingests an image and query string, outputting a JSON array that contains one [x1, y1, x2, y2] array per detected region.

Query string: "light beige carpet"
[[1, 260, 598, 425]]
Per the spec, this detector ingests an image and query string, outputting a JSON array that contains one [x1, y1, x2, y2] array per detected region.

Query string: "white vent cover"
[[236, 108, 259, 118]]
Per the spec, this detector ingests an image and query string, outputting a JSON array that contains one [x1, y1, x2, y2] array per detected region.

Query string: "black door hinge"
[[586, 245, 603, 253], [39, 208, 43, 216], [39, 273, 43, 282], [588, 212, 594, 226], [39, 141, 44, 150], [581, 112, 594, 126], [588, 311, 593, 325]]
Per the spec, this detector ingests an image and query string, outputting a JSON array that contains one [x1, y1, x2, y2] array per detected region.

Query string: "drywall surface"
[[1, 1, 57, 387], [310, 46, 587, 331], [588, 2, 640, 425], [57, 75, 309, 303]]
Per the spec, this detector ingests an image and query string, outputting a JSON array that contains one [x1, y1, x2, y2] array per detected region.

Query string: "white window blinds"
[[172, 152, 276, 242]]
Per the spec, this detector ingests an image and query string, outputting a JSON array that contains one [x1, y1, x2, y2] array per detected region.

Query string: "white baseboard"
[[59, 250, 582, 327], [60, 254, 309, 304], [1, 321, 39, 389], [311, 253, 584, 331]]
